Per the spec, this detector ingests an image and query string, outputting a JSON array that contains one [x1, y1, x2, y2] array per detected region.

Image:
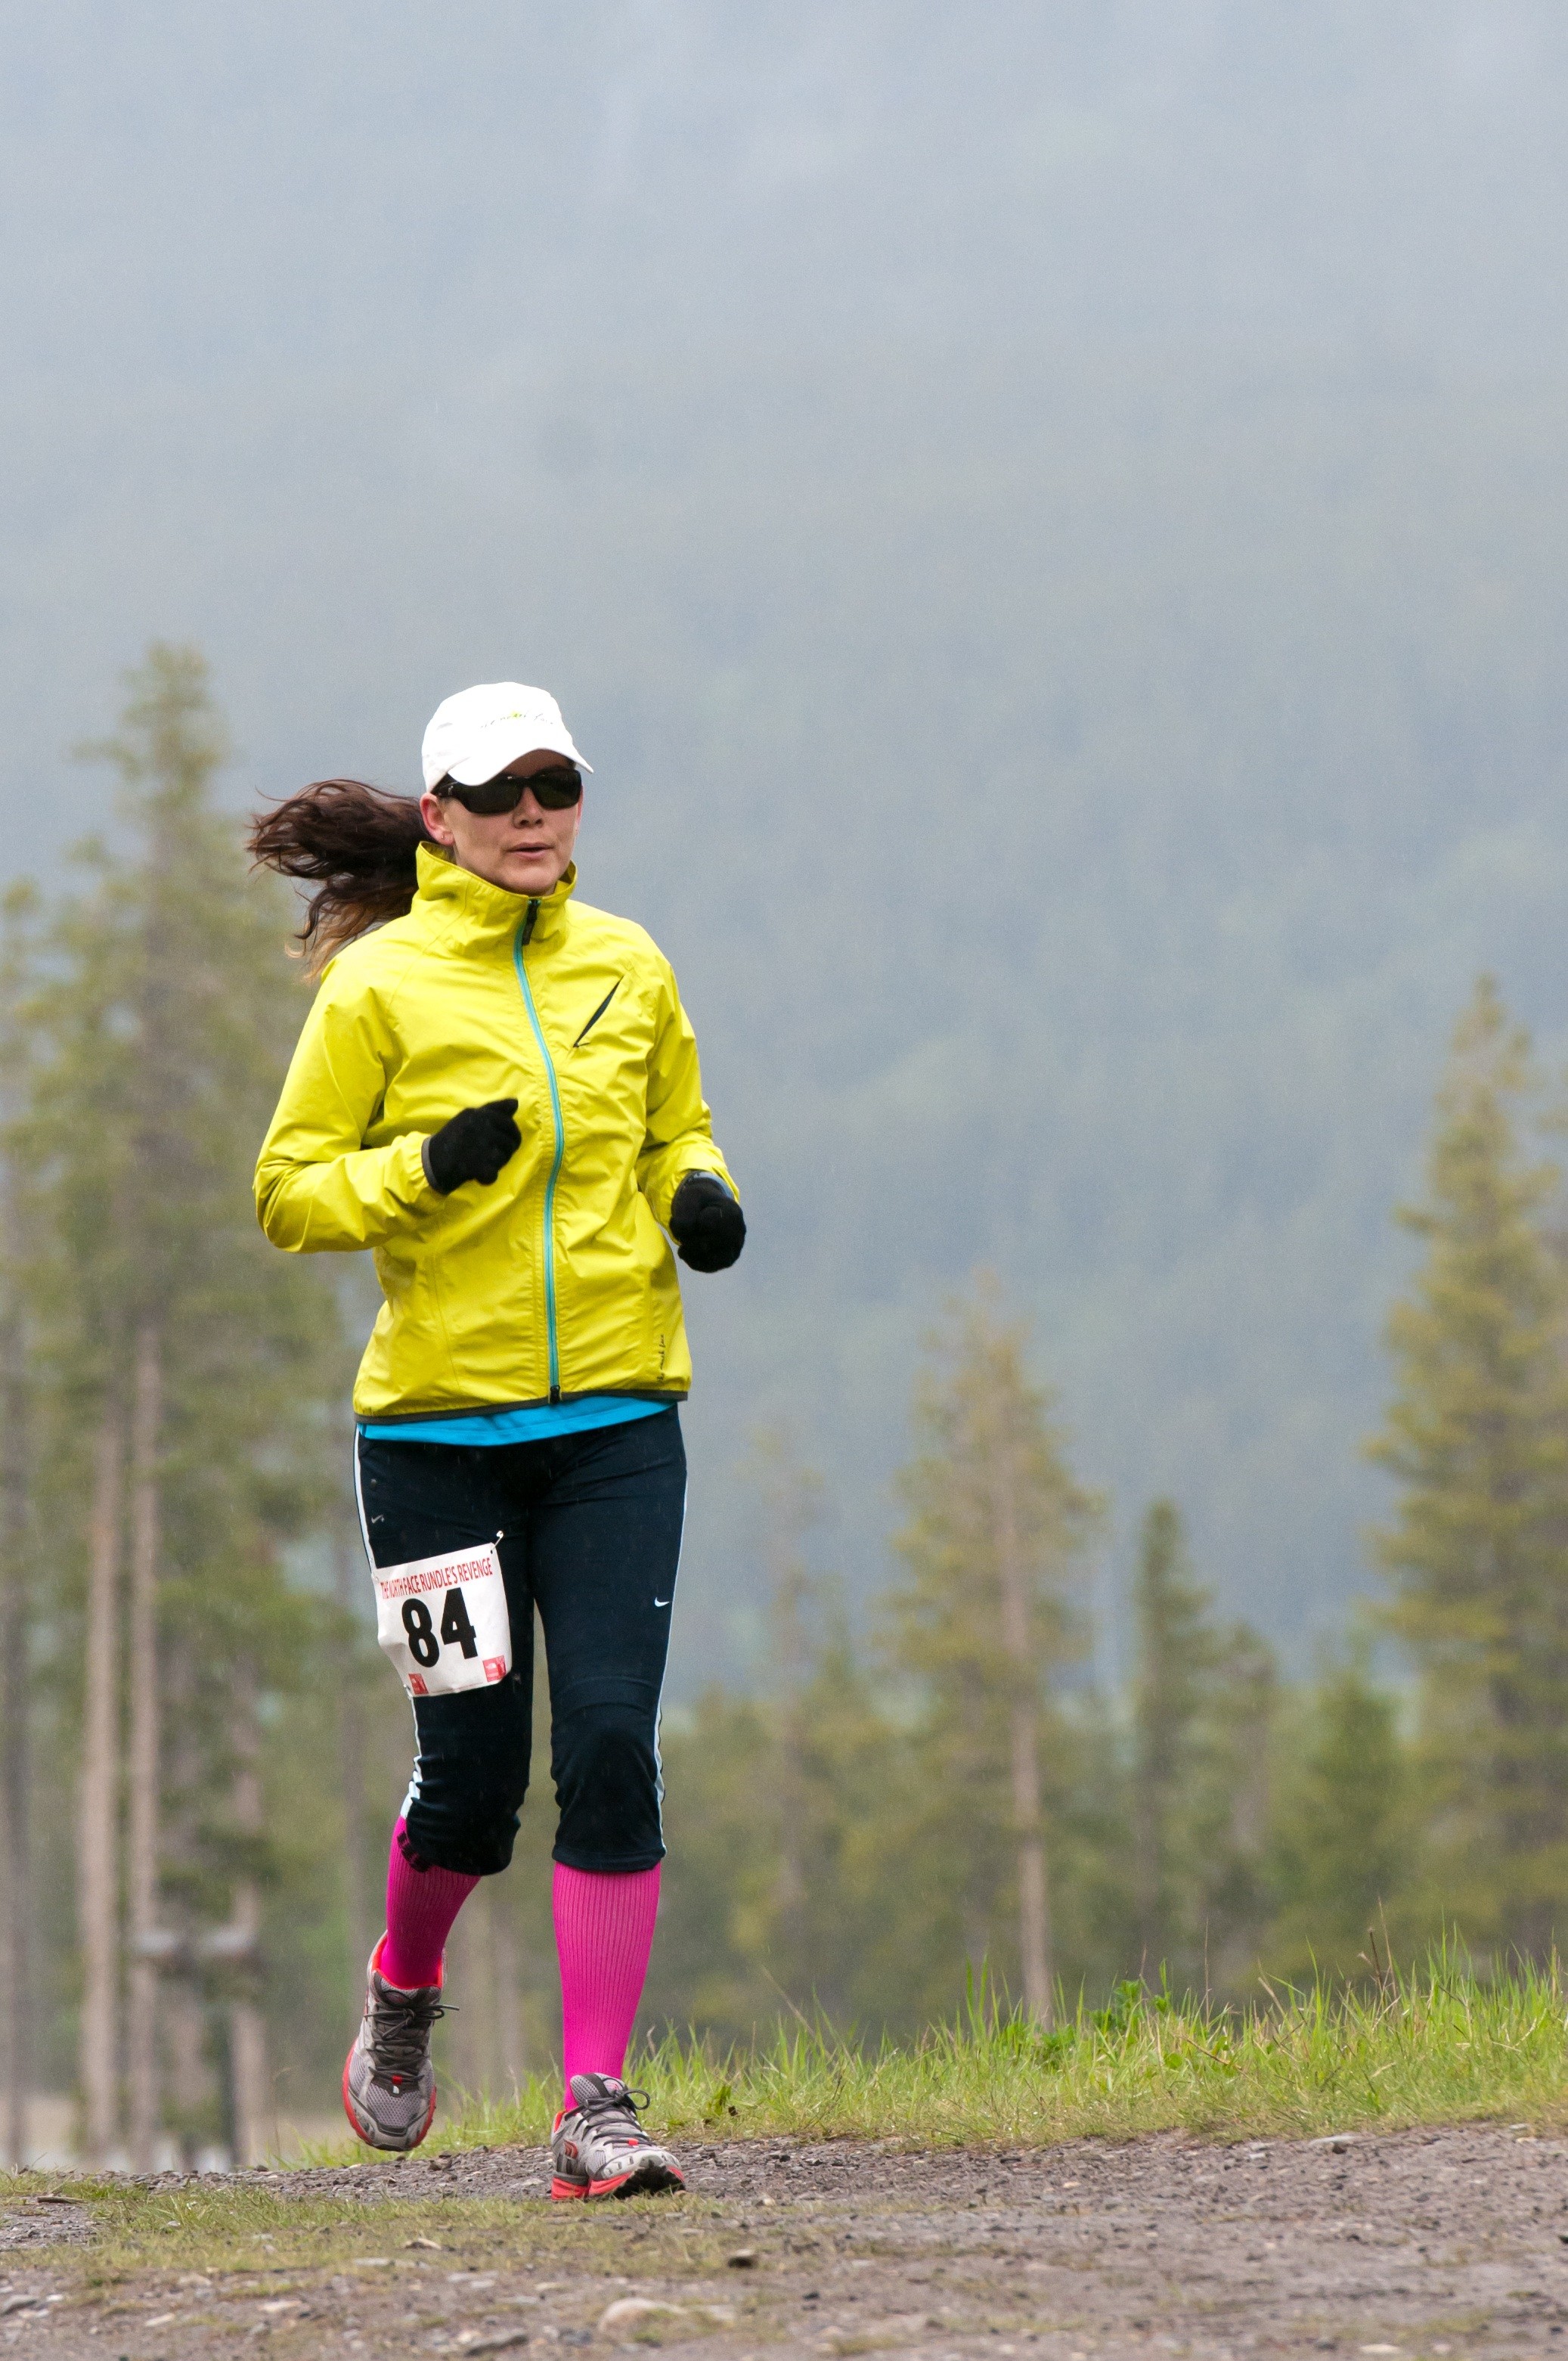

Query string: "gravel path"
[[2, 2123, 1566, 2357]]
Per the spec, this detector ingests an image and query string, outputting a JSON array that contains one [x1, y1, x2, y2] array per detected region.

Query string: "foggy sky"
[[4, 1, 1566, 1682]]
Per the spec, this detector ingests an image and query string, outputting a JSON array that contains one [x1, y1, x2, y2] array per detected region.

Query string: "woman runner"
[[251, 681, 743, 2198]]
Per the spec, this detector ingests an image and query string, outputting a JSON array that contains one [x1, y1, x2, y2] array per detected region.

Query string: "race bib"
[[371, 1542, 512, 1699]]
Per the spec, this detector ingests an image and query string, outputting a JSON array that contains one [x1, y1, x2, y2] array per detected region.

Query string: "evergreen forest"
[[4, 647, 1566, 2166]]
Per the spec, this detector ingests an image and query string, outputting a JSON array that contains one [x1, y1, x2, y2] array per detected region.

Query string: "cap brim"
[[446, 724, 592, 786]]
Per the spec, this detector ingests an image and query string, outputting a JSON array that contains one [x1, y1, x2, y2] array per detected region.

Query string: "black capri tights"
[[354, 1409, 686, 1878]]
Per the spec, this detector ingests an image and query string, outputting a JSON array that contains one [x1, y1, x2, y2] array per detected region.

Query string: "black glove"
[[669, 1171, 745, 1272], [423, 1099, 522, 1194]]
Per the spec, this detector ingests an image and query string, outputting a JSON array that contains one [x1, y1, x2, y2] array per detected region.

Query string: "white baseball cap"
[[421, 681, 592, 792]]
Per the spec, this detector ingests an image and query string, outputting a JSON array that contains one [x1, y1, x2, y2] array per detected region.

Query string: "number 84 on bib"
[[371, 1543, 513, 1699]]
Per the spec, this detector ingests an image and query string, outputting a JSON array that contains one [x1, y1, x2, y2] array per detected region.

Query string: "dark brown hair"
[[249, 779, 442, 976]]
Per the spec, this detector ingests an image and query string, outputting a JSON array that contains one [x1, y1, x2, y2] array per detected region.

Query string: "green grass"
[[376, 1953, 1568, 2164], [2, 1964, 1565, 2297]]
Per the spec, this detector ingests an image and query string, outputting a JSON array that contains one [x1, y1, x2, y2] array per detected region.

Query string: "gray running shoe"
[[550, 2074, 686, 2201], [341, 1939, 444, 2152]]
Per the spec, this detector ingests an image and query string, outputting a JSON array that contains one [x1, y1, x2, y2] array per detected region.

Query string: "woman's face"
[[420, 748, 583, 899]]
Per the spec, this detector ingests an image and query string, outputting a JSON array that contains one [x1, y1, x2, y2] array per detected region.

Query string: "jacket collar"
[[411, 842, 578, 954]]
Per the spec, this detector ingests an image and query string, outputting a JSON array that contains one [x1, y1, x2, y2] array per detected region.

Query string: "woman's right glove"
[[423, 1099, 522, 1193], [669, 1171, 746, 1271]]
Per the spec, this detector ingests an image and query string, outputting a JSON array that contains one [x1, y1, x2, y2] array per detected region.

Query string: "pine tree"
[[0, 886, 39, 2162], [885, 1283, 1102, 2024], [741, 1424, 900, 2022], [1122, 1497, 1280, 1995], [1367, 976, 1568, 1959], [1130, 1500, 1219, 1975], [651, 1431, 901, 2039], [748, 1426, 825, 1982], [1266, 1647, 1406, 1982], [16, 646, 346, 2159], [647, 1687, 782, 2034], [1197, 1624, 1277, 1993]]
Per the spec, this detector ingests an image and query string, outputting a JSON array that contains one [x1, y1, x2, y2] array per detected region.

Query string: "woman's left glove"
[[669, 1173, 746, 1272]]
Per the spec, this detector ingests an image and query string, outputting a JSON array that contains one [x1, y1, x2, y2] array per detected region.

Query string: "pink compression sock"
[[553, 1862, 662, 2108], [378, 1817, 479, 1990]]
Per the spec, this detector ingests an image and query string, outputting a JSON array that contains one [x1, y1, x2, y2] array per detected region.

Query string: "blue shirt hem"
[[358, 1396, 670, 1447]]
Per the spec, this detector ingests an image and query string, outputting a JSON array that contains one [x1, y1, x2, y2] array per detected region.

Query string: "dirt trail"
[[2, 2124, 1566, 2358]]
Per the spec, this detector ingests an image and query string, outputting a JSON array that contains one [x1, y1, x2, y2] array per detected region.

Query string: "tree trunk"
[[0, 1215, 29, 2165], [77, 1405, 125, 2163], [163, 1981, 209, 2173], [753, 1429, 822, 1982], [1132, 1749, 1159, 1967], [229, 2000, 268, 2169], [330, 1520, 372, 1983], [492, 1894, 527, 2087], [992, 1428, 1054, 2025], [125, 1319, 163, 2169], [475, 1883, 500, 2097], [1009, 1703, 1052, 2023], [1212, 1634, 1275, 1993], [226, 1665, 268, 2167], [447, 1887, 486, 2097], [770, 1561, 810, 1964]]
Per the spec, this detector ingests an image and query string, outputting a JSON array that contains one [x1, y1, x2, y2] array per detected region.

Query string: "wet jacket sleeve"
[[637, 957, 738, 1227], [253, 972, 440, 1252]]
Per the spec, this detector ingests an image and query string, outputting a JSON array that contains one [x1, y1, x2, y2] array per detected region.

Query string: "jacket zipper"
[[514, 903, 565, 1404]]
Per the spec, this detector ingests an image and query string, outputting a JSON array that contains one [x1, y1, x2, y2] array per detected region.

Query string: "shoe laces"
[[367, 1981, 445, 2084], [575, 2080, 653, 2145]]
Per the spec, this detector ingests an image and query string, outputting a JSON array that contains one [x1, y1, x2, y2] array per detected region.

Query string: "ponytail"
[[249, 780, 440, 976]]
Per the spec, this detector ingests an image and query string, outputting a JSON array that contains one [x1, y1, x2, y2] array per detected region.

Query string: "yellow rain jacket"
[[254, 846, 737, 1422]]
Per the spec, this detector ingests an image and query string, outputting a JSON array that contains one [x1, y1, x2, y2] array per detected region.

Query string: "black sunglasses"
[[440, 764, 583, 815]]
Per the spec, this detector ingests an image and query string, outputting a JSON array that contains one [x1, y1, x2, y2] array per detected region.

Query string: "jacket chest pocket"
[[569, 976, 624, 1049], [559, 978, 652, 1148]]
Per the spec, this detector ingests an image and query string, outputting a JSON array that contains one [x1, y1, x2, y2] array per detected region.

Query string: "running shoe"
[[550, 2074, 686, 2200], [341, 1938, 444, 2152]]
